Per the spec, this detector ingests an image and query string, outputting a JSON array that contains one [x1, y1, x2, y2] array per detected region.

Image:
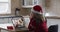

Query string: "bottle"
[[15, 8, 20, 16]]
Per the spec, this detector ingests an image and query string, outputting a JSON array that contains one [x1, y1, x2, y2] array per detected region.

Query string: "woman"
[[28, 5, 48, 32]]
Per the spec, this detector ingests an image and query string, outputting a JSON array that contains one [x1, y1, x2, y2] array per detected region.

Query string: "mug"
[[7, 26, 13, 30]]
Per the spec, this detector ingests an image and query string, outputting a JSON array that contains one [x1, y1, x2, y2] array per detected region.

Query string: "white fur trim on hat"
[[31, 9, 43, 14]]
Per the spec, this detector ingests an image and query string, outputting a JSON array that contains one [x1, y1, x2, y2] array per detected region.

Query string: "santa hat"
[[31, 5, 43, 14]]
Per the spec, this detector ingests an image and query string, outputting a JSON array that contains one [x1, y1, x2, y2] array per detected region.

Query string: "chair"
[[48, 25, 58, 32]]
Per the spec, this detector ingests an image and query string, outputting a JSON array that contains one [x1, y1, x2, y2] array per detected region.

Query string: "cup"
[[7, 26, 13, 30]]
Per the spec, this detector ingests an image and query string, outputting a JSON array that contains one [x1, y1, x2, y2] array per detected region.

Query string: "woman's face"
[[30, 13, 34, 19]]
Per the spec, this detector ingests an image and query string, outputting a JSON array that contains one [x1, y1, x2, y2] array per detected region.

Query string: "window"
[[22, 0, 39, 8], [0, 0, 11, 14], [23, 0, 39, 6], [23, 0, 33, 6]]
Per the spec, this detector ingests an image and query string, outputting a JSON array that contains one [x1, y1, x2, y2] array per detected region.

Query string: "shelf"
[[46, 16, 60, 19], [0, 16, 22, 18], [22, 5, 34, 8], [23, 15, 60, 19]]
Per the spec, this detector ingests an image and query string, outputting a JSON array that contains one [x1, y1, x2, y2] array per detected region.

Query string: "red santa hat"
[[31, 5, 43, 14]]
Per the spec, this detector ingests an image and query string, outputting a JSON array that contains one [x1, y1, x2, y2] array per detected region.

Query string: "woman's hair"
[[32, 13, 45, 26], [33, 13, 44, 21]]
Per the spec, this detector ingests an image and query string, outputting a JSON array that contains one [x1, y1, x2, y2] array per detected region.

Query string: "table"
[[0, 24, 28, 32]]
